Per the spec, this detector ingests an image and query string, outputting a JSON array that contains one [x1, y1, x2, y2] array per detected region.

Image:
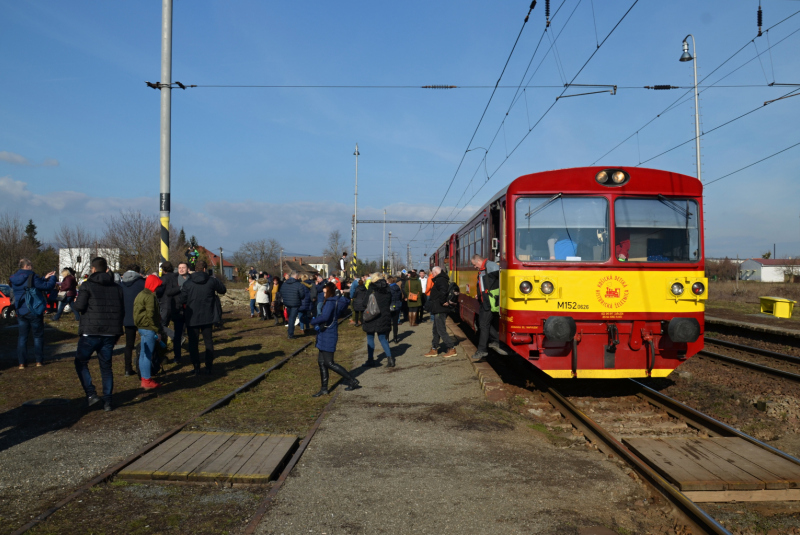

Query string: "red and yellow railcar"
[[431, 166, 706, 378]]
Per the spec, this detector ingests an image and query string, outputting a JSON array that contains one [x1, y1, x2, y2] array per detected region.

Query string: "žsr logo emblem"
[[596, 275, 630, 309]]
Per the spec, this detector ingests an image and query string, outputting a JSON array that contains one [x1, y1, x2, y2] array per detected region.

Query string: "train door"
[[489, 200, 503, 262]]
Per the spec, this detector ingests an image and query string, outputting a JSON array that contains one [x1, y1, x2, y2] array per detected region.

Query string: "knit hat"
[[145, 274, 162, 292]]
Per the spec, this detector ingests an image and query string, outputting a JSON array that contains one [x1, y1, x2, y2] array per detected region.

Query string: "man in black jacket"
[[278, 271, 305, 340], [159, 262, 183, 361], [423, 267, 457, 358], [118, 264, 145, 376], [73, 257, 124, 411], [179, 260, 226, 374]]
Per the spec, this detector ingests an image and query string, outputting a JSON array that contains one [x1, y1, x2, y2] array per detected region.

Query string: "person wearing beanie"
[[133, 274, 164, 389]]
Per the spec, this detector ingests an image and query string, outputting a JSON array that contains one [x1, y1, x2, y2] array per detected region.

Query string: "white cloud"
[[0, 151, 59, 167], [0, 151, 30, 166]]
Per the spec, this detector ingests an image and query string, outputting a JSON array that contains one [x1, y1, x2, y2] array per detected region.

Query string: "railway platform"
[[706, 315, 800, 340], [256, 321, 677, 535]]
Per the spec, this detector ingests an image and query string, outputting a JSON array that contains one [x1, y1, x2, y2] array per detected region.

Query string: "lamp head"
[[680, 40, 693, 62]]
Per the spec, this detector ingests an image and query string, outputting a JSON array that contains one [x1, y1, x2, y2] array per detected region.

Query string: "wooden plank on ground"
[[183, 434, 241, 481], [684, 489, 800, 503], [152, 432, 227, 480], [709, 438, 800, 486], [232, 436, 297, 484], [667, 438, 764, 490], [689, 438, 793, 490], [624, 438, 726, 491], [119, 432, 204, 480], [233, 435, 283, 480], [167, 432, 234, 480], [189, 434, 264, 482]]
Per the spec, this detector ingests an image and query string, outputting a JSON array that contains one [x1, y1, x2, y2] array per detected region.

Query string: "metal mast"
[[352, 144, 359, 278], [382, 209, 386, 272], [159, 0, 173, 264]]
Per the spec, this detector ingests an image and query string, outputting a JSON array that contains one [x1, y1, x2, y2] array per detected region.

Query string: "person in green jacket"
[[133, 274, 163, 390], [404, 271, 423, 327]]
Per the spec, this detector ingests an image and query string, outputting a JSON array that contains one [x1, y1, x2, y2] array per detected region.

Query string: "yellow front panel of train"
[[497, 269, 707, 314]]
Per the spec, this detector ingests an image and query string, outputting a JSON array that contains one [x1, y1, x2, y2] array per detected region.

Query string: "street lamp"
[[680, 35, 701, 182]]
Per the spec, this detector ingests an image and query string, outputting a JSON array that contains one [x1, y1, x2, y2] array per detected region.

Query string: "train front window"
[[515, 196, 609, 262], [614, 197, 700, 263]]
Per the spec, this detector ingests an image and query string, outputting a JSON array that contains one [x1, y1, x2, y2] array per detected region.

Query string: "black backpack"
[[446, 282, 460, 305]]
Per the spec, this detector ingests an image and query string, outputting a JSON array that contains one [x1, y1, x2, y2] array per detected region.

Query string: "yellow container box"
[[759, 296, 797, 319]]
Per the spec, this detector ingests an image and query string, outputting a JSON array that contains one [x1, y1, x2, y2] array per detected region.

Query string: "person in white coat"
[[254, 277, 271, 321]]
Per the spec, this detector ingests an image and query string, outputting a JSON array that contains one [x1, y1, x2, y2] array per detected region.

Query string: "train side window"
[[515, 196, 609, 262], [614, 198, 700, 263]]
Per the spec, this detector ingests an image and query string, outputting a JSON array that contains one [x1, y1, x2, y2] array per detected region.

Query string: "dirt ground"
[[706, 280, 800, 328]]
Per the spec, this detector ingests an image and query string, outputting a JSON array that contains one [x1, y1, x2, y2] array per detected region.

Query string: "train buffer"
[[624, 437, 800, 503], [759, 296, 796, 319], [118, 431, 298, 484]]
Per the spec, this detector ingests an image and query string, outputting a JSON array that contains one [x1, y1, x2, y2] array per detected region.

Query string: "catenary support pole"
[[159, 0, 173, 264], [382, 209, 386, 272], [352, 144, 359, 279]]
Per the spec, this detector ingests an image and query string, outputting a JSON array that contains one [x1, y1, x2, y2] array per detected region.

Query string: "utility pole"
[[279, 248, 283, 275], [388, 231, 392, 275], [350, 214, 355, 279], [381, 210, 386, 272], [407, 244, 411, 270], [352, 144, 359, 279], [219, 247, 225, 281], [159, 0, 173, 264]]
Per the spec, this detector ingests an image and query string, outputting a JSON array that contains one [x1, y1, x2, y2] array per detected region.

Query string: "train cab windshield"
[[614, 197, 700, 263], [515, 196, 609, 262]]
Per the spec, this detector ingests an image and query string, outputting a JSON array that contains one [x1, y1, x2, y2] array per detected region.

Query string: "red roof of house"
[[749, 258, 800, 266], [197, 246, 235, 268]]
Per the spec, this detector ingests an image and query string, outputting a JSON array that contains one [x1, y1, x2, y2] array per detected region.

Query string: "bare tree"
[[102, 210, 182, 274], [236, 238, 281, 272], [323, 230, 347, 262], [0, 213, 39, 283], [53, 223, 97, 275]]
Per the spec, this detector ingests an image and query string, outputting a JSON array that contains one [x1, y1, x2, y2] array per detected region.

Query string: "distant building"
[[739, 258, 800, 282], [59, 248, 120, 278], [196, 246, 237, 280]]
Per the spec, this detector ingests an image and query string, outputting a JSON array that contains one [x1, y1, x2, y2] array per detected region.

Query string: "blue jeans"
[[249, 299, 256, 316], [75, 335, 115, 402], [17, 312, 45, 365], [138, 329, 157, 379], [299, 310, 311, 330], [316, 300, 324, 316], [286, 307, 299, 338], [53, 296, 80, 321], [366, 332, 392, 361]]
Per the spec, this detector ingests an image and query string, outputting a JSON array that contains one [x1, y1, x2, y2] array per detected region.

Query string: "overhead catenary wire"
[[430, 0, 641, 248], [704, 140, 800, 186]]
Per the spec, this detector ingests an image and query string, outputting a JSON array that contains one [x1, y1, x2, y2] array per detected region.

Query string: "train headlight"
[[691, 282, 705, 295], [612, 171, 626, 183], [519, 281, 533, 294], [670, 282, 685, 296], [540, 281, 555, 295], [595, 170, 609, 184]]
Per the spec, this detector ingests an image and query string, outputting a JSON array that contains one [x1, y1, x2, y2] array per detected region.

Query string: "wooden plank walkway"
[[624, 437, 800, 502], [118, 432, 297, 484]]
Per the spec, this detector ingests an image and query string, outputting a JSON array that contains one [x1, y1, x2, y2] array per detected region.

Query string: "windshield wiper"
[[657, 194, 692, 218], [525, 193, 562, 219]]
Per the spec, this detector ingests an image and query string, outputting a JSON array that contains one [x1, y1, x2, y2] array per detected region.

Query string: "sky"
[[1, 0, 799, 266]]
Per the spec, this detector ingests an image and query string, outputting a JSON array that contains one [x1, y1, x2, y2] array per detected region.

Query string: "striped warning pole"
[[158, 0, 173, 268]]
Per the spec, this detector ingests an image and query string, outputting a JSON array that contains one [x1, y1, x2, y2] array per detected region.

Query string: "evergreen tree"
[[178, 227, 187, 246], [25, 219, 41, 249]]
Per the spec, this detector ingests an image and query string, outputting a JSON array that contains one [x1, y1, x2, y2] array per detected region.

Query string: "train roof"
[[464, 166, 702, 226]]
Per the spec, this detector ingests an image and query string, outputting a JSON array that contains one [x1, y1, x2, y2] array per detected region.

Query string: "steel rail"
[[527, 371, 730, 535], [698, 350, 800, 382], [705, 336, 800, 365], [10, 316, 350, 535], [632, 381, 800, 467]]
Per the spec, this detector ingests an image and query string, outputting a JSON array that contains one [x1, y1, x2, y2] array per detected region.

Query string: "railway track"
[[11, 315, 350, 535], [454, 321, 800, 535], [701, 336, 800, 382]]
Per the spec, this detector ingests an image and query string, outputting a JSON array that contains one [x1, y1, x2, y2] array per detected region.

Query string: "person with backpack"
[[403, 271, 423, 327], [277, 271, 305, 339], [351, 278, 368, 326], [470, 254, 507, 362], [118, 264, 146, 376], [52, 268, 80, 322], [179, 260, 227, 375], [423, 266, 458, 358], [73, 257, 124, 411], [362, 273, 394, 367], [387, 276, 403, 343], [10, 259, 57, 369], [309, 282, 360, 396]]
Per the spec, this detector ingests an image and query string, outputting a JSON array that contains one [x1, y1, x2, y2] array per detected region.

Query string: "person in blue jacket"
[[309, 283, 360, 397], [10, 258, 57, 368]]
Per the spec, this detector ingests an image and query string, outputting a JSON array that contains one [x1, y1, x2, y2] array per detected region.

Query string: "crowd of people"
[[10, 252, 507, 410]]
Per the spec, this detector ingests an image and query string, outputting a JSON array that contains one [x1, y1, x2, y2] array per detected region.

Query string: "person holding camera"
[[309, 283, 360, 396], [423, 266, 457, 358]]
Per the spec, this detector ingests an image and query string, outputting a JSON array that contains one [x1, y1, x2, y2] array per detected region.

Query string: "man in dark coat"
[[362, 276, 394, 367], [423, 267, 457, 358], [73, 257, 124, 411], [9, 258, 57, 368], [159, 261, 183, 362], [179, 260, 226, 374], [118, 264, 145, 376], [278, 271, 305, 339]]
